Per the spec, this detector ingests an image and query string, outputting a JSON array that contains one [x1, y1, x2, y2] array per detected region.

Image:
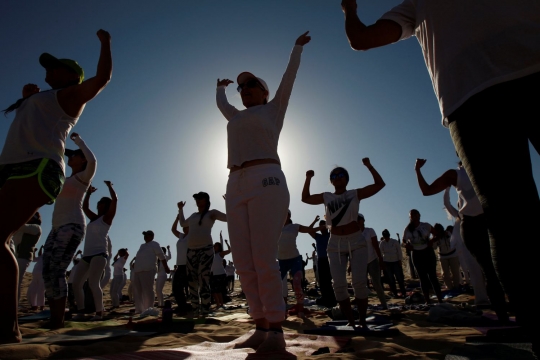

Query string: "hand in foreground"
[[217, 78, 234, 87], [295, 31, 311, 46], [22, 83, 40, 98], [362, 158, 372, 167], [341, 0, 357, 12], [97, 29, 111, 43], [415, 159, 427, 171]]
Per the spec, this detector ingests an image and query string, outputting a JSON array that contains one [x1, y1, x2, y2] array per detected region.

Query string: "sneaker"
[[90, 315, 102, 321], [72, 313, 86, 321]]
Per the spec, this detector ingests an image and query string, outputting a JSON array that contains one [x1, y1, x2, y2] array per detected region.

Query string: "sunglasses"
[[330, 172, 347, 180], [237, 78, 265, 93]]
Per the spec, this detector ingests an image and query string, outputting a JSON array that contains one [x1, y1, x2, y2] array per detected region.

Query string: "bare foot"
[[0, 329, 22, 345], [234, 329, 267, 349], [255, 330, 286, 353]]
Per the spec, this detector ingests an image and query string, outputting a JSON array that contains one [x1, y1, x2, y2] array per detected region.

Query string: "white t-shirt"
[[323, 190, 360, 229], [176, 234, 187, 266], [0, 90, 82, 173], [379, 238, 403, 262], [217, 45, 303, 169], [455, 166, 483, 217], [52, 137, 97, 227], [278, 223, 301, 260], [225, 264, 235, 277], [402, 222, 432, 251], [363, 227, 378, 263], [211, 253, 226, 275], [32, 255, 43, 275], [82, 217, 110, 257], [180, 209, 226, 249], [113, 256, 127, 276], [134, 241, 166, 273], [380, 0, 540, 125]]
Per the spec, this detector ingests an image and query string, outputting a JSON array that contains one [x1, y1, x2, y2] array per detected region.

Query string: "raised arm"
[[216, 78, 240, 121], [369, 231, 385, 270], [415, 159, 457, 196], [341, 0, 402, 51], [211, 209, 227, 222], [171, 216, 181, 238], [83, 185, 98, 220], [71, 133, 97, 184], [307, 215, 320, 239], [166, 246, 171, 261], [357, 158, 385, 200], [57, 30, 113, 118], [220, 239, 232, 258], [177, 201, 188, 227], [299, 224, 325, 234], [302, 170, 324, 205], [102, 181, 117, 225], [443, 187, 460, 219]]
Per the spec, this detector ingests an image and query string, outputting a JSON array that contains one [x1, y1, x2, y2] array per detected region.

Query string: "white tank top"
[[0, 90, 82, 173], [323, 189, 360, 229], [82, 217, 111, 256], [455, 167, 483, 217], [211, 253, 225, 275]]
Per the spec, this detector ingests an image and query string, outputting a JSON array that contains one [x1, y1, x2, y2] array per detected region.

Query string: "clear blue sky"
[[2, 1, 539, 274]]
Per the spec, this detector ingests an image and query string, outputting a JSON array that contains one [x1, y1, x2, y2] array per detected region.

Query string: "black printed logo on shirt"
[[262, 177, 280, 187], [327, 194, 353, 228]]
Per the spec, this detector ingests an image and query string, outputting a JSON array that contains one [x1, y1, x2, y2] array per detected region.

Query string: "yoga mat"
[[303, 323, 400, 337], [20, 329, 156, 344], [445, 342, 535, 360], [19, 310, 51, 322], [326, 314, 392, 326], [208, 313, 251, 322], [78, 331, 350, 359]]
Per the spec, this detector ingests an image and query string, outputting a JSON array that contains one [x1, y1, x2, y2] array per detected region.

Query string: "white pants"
[[454, 221, 489, 304], [72, 255, 107, 312], [133, 270, 156, 313], [119, 274, 127, 299], [109, 275, 123, 307], [27, 272, 45, 307], [17, 258, 31, 302], [226, 164, 290, 323], [156, 272, 168, 306], [328, 232, 369, 302]]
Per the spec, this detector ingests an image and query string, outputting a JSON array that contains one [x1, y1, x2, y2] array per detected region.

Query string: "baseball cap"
[[193, 192, 210, 200], [64, 148, 85, 158], [39, 53, 85, 84], [237, 72, 270, 102], [142, 230, 154, 237]]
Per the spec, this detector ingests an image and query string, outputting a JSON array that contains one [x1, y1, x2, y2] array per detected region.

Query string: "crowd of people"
[[0, 0, 538, 355]]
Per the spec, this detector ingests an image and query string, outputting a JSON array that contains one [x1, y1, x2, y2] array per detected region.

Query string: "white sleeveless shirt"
[[82, 217, 111, 257], [455, 166, 483, 217]]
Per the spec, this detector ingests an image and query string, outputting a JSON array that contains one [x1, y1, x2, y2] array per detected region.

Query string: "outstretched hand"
[[415, 159, 427, 171], [22, 83, 40, 98], [217, 79, 234, 87], [295, 31, 311, 46]]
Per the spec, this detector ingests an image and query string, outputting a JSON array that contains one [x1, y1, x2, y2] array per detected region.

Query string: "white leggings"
[[226, 164, 290, 323], [155, 272, 168, 306], [72, 255, 107, 312], [109, 274, 123, 307], [328, 232, 369, 302], [27, 273, 45, 307], [133, 270, 156, 313]]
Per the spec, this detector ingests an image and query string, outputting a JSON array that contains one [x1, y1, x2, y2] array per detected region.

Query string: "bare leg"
[[256, 320, 286, 354], [46, 297, 67, 329], [338, 298, 356, 327], [0, 177, 50, 344]]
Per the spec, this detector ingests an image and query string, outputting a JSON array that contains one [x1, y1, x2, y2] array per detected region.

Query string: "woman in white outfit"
[[72, 181, 117, 320], [42, 132, 97, 329], [443, 188, 489, 305], [302, 159, 385, 328], [110, 248, 129, 309], [156, 245, 171, 307], [178, 193, 226, 316], [216, 31, 311, 353], [27, 246, 45, 310]]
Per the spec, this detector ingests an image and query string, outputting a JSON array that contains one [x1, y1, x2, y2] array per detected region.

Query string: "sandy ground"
[[0, 265, 499, 359]]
